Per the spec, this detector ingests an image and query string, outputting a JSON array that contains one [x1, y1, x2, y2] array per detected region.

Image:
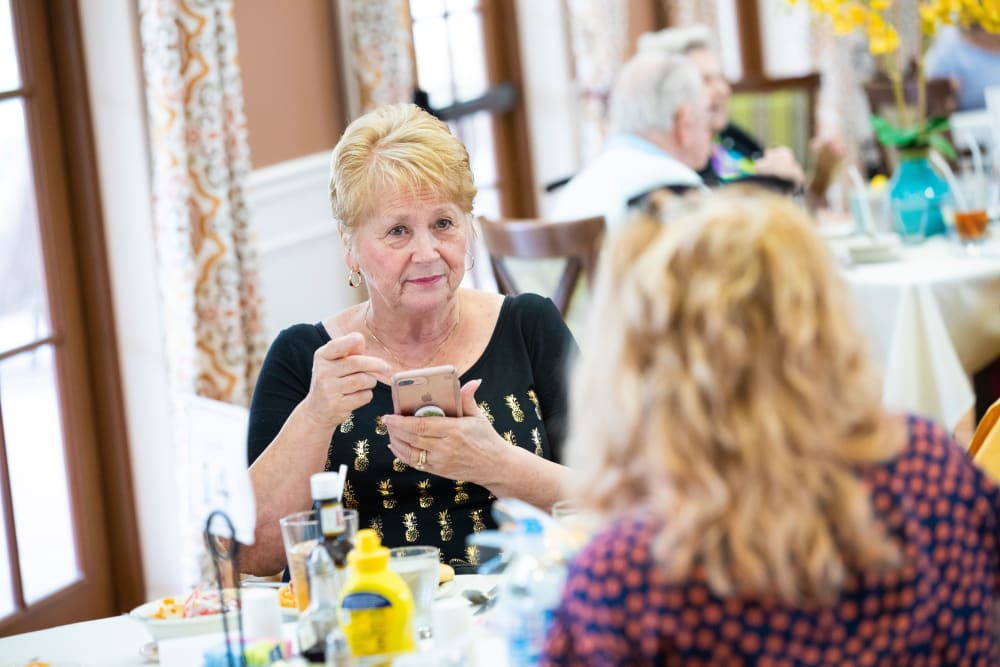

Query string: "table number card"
[[183, 395, 256, 545]]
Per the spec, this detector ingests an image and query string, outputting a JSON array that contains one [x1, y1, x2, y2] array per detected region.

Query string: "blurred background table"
[[839, 235, 1000, 432]]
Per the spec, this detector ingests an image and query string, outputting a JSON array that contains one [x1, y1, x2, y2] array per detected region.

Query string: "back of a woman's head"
[[329, 103, 476, 241], [569, 189, 900, 605]]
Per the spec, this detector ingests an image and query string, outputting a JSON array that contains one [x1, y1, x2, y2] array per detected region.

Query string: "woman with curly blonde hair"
[[544, 190, 1000, 665]]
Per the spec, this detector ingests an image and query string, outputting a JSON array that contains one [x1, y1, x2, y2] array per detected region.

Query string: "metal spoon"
[[462, 586, 498, 615]]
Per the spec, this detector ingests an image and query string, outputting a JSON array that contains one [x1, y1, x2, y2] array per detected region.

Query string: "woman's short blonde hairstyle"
[[568, 189, 901, 606], [329, 103, 476, 243]]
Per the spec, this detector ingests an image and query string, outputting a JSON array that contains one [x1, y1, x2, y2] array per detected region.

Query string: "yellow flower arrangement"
[[789, 0, 1000, 153]]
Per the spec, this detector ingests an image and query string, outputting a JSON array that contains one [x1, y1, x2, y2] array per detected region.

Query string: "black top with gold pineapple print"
[[247, 294, 577, 567]]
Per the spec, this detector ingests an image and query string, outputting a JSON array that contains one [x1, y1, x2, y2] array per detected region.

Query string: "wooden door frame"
[[0, 0, 143, 634], [480, 0, 536, 218], [47, 0, 144, 614]]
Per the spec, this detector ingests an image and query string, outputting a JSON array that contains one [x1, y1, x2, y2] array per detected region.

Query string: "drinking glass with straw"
[[931, 150, 991, 247]]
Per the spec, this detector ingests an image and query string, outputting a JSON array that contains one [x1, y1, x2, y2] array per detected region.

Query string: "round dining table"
[[830, 232, 1000, 432]]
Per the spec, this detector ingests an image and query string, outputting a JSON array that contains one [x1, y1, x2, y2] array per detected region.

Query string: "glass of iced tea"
[[942, 174, 994, 248], [280, 509, 358, 612]]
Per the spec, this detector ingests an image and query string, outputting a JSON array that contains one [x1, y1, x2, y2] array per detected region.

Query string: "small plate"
[[844, 234, 901, 264], [435, 579, 457, 600], [817, 220, 857, 239]]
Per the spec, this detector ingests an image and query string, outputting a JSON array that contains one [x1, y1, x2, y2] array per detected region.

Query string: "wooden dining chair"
[[968, 397, 1000, 483], [476, 215, 606, 318]]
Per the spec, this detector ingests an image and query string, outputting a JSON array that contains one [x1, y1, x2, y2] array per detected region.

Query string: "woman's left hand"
[[382, 379, 508, 485]]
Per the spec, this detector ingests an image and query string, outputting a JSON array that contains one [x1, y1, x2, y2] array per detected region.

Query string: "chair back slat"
[[477, 215, 605, 318]]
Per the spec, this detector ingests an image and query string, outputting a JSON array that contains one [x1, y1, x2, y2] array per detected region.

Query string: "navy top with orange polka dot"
[[543, 415, 1000, 666]]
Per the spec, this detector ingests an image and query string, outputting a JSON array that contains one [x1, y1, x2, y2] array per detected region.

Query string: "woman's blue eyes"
[[434, 218, 454, 229]]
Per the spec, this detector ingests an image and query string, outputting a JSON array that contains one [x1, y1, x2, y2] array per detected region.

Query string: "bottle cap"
[[310, 471, 343, 501], [347, 528, 389, 571]]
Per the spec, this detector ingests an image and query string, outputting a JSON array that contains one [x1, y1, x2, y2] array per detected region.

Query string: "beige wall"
[[234, 0, 346, 168]]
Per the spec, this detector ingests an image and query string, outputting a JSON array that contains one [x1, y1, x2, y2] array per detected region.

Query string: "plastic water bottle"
[[495, 518, 566, 667]]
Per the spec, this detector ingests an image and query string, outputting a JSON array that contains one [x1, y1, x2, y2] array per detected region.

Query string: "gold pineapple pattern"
[[403, 512, 419, 542], [417, 479, 433, 508], [438, 510, 454, 542], [465, 545, 480, 566], [470, 509, 486, 532], [478, 401, 494, 425], [392, 457, 408, 472], [377, 479, 397, 509], [454, 480, 469, 505], [531, 428, 543, 456], [342, 479, 358, 510], [503, 431, 517, 447], [527, 389, 542, 420], [505, 394, 524, 422], [353, 439, 370, 471], [339, 413, 354, 433], [374, 415, 388, 436], [369, 515, 383, 540]]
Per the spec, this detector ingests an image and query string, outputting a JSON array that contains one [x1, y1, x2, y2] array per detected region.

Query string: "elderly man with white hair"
[[550, 51, 713, 231], [638, 25, 806, 189]]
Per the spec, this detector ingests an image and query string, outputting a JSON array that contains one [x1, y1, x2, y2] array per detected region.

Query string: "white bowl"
[[129, 596, 239, 643]]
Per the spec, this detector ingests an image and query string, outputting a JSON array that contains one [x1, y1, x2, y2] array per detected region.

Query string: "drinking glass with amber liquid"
[[942, 173, 994, 249]]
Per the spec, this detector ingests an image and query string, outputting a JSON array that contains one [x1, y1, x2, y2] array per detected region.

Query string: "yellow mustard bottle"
[[338, 529, 416, 658]]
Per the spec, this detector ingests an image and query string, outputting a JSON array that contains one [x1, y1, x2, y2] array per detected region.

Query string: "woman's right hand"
[[300, 332, 389, 430]]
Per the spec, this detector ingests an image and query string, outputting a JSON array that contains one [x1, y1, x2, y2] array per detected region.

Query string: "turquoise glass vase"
[[888, 149, 949, 240]]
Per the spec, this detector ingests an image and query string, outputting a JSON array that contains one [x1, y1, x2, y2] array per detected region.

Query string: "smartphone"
[[390, 365, 462, 418]]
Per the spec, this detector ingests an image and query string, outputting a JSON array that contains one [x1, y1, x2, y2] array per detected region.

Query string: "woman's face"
[[347, 190, 469, 314], [687, 47, 731, 133]]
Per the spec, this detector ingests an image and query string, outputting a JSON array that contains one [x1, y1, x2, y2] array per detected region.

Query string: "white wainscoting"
[[249, 151, 359, 343]]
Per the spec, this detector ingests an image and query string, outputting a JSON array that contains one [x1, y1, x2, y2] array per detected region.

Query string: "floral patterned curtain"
[[564, 0, 630, 162], [138, 0, 266, 407], [341, 0, 415, 115]]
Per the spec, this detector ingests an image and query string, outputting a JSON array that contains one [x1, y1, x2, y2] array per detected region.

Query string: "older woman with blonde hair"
[[244, 103, 575, 573], [544, 190, 1000, 664]]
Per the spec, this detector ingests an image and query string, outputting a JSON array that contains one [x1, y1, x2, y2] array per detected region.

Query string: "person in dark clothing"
[[242, 103, 576, 574]]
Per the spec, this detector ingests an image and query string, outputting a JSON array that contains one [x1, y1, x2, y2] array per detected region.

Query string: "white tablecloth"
[[0, 575, 505, 667], [838, 236, 1000, 430]]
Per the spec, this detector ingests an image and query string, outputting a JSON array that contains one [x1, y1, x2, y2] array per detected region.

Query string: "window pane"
[[447, 10, 487, 101], [715, 0, 742, 81], [410, 0, 445, 21], [1, 345, 80, 603], [452, 111, 496, 185], [0, 0, 19, 91], [759, 0, 812, 78], [445, 0, 479, 13], [0, 99, 51, 354], [412, 17, 454, 108], [473, 186, 499, 220]]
